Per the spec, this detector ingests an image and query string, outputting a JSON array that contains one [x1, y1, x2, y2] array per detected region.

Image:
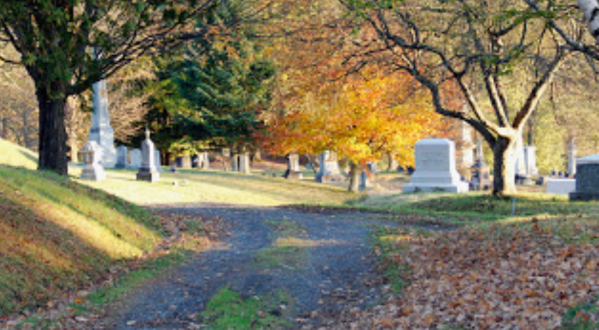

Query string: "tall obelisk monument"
[[88, 77, 117, 168]]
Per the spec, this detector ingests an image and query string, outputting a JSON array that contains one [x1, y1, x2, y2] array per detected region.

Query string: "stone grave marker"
[[198, 151, 210, 170], [403, 139, 469, 193], [547, 178, 576, 195], [284, 153, 302, 180], [523, 146, 539, 177], [137, 129, 160, 182], [116, 146, 128, 169], [238, 153, 251, 174], [570, 154, 599, 201], [88, 78, 116, 168], [80, 141, 106, 182], [129, 148, 141, 169], [176, 156, 192, 169], [154, 150, 162, 172], [315, 151, 343, 183]]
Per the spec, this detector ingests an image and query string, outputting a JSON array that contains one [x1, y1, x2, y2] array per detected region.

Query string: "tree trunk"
[[348, 161, 360, 193], [37, 83, 69, 175], [492, 136, 517, 196]]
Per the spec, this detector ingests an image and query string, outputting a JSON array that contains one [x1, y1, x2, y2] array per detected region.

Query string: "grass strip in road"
[[200, 287, 293, 330]]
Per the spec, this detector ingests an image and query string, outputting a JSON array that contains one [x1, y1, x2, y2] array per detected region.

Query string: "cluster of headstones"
[[80, 129, 160, 183]]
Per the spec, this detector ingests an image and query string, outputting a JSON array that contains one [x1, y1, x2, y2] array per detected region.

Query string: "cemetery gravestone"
[[359, 170, 375, 191], [284, 153, 302, 180], [231, 154, 239, 172], [403, 139, 469, 193], [547, 178, 576, 195], [137, 129, 160, 182], [88, 78, 117, 168], [523, 146, 539, 177], [176, 156, 192, 169], [568, 139, 577, 176], [198, 151, 210, 170], [570, 154, 599, 201], [155, 150, 162, 172], [129, 149, 141, 169], [315, 151, 344, 183], [238, 153, 251, 174], [116, 146, 128, 169], [80, 141, 106, 182]]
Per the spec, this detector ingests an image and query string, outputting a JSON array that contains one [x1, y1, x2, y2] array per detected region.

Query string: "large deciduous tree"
[[0, 0, 215, 175], [341, 0, 586, 196], [259, 71, 443, 192]]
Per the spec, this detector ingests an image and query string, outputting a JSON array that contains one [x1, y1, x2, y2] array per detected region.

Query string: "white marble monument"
[[238, 153, 251, 174], [568, 139, 577, 175], [403, 139, 469, 193], [284, 153, 302, 180], [315, 151, 343, 183], [523, 146, 538, 176], [80, 141, 106, 182], [88, 78, 117, 168], [137, 129, 160, 182], [546, 178, 576, 195]]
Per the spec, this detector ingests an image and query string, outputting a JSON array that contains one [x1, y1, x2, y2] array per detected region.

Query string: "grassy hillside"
[[0, 141, 163, 316], [0, 139, 38, 169]]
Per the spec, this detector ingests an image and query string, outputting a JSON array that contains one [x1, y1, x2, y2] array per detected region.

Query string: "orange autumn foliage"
[[258, 70, 445, 167]]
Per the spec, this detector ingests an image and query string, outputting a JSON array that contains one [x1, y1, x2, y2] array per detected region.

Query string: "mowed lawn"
[[73, 167, 355, 207]]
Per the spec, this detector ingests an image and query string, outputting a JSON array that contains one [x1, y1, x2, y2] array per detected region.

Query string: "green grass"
[[352, 191, 599, 225], [87, 251, 187, 306], [0, 141, 166, 316], [0, 165, 163, 316], [0, 139, 38, 169], [201, 287, 292, 329], [562, 298, 599, 330], [75, 168, 354, 207]]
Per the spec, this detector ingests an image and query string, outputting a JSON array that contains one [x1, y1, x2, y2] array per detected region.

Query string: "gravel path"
[[103, 203, 408, 329]]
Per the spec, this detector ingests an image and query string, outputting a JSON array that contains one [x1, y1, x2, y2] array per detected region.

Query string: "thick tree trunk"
[[348, 161, 360, 193], [492, 136, 517, 196], [37, 83, 69, 175]]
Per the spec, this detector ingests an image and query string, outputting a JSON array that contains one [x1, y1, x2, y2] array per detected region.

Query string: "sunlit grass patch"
[[0, 139, 38, 169], [0, 165, 163, 316], [253, 246, 308, 272], [78, 168, 353, 207], [273, 236, 339, 247]]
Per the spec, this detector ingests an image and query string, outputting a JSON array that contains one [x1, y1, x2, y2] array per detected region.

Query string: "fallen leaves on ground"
[[331, 220, 599, 329]]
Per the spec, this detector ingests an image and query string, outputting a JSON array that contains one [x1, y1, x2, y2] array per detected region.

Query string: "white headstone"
[[198, 151, 210, 170], [568, 139, 577, 175], [116, 146, 128, 169], [546, 178, 576, 195], [137, 129, 160, 182], [403, 139, 469, 193], [284, 153, 302, 180], [315, 151, 343, 183], [238, 153, 250, 174], [523, 146, 538, 176], [88, 78, 117, 168], [154, 150, 162, 172], [80, 141, 106, 182], [129, 149, 141, 169]]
